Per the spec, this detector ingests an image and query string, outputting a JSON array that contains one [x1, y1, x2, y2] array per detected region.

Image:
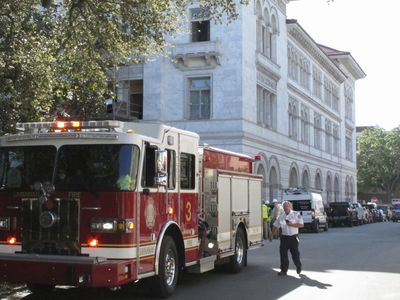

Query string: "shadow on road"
[[298, 274, 331, 289], [264, 271, 333, 299]]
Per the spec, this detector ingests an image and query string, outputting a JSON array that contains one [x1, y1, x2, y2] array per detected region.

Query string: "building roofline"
[[286, 19, 347, 83], [318, 44, 366, 80], [286, 19, 365, 81]]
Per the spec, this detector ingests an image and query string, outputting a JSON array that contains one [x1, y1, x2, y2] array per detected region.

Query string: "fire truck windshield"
[[55, 144, 139, 192], [0, 146, 57, 191], [0, 144, 139, 192]]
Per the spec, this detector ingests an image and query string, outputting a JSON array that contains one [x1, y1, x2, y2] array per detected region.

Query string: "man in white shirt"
[[270, 201, 304, 276]]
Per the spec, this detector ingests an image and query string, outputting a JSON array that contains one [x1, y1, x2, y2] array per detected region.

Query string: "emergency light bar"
[[16, 120, 122, 132]]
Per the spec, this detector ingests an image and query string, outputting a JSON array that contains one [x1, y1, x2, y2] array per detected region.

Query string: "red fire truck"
[[0, 119, 262, 297]]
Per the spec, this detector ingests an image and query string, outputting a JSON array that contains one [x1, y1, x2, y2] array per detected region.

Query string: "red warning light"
[[56, 121, 65, 129], [88, 238, 99, 247], [7, 236, 16, 245]]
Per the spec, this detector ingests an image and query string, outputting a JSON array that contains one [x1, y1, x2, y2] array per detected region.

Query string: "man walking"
[[270, 201, 304, 276]]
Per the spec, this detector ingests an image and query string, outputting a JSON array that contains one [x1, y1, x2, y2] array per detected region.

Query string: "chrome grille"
[[21, 198, 80, 255]]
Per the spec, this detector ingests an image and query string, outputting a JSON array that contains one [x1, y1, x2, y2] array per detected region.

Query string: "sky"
[[287, 0, 400, 130]]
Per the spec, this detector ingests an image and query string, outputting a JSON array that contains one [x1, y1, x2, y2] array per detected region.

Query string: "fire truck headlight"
[[90, 220, 117, 232], [207, 242, 215, 249], [0, 217, 10, 230], [102, 222, 115, 231], [90, 219, 134, 233]]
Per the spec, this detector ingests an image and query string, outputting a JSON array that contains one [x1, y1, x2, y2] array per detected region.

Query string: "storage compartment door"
[[248, 178, 263, 244], [217, 175, 232, 251]]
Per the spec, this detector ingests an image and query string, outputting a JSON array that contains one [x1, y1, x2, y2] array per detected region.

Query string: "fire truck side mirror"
[[155, 149, 168, 186]]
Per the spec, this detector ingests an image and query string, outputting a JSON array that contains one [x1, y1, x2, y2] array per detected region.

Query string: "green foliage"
[[357, 127, 400, 199], [0, 0, 246, 134]]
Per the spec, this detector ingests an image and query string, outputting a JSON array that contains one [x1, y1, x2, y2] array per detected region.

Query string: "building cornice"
[[317, 44, 366, 80], [330, 54, 366, 80], [287, 21, 347, 83]]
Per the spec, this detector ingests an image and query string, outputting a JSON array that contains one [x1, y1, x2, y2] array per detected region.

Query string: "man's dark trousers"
[[280, 235, 301, 272]]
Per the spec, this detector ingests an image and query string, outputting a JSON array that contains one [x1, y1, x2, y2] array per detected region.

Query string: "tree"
[[357, 127, 400, 201], [0, 0, 248, 133]]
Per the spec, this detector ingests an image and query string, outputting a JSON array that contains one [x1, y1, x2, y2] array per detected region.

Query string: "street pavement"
[[1, 221, 400, 300]]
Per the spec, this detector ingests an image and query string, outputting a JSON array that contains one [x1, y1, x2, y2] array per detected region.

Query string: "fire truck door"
[[138, 145, 165, 274]]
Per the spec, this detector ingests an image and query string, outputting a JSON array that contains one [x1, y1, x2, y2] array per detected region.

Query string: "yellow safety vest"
[[262, 204, 271, 221]]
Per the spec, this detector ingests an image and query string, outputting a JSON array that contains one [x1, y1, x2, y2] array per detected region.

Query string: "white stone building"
[[114, 0, 365, 204]]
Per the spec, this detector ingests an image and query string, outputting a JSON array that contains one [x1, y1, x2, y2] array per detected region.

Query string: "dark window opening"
[[142, 146, 156, 188], [130, 93, 143, 119], [191, 20, 210, 42], [289, 200, 312, 211], [180, 153, 195, 189], [129, 80, 143, 120], [167, 150, 176, 189]]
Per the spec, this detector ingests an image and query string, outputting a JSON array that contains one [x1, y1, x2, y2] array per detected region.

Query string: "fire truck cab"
[[0, 120, 262, 297]]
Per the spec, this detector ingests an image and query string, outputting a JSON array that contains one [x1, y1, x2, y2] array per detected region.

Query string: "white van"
[[282, 188, 328, 233]]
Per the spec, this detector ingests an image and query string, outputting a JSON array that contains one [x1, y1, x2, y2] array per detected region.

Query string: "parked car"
[[362, 207, 373, 223], [363, 203, 378, 222], [352, 202, 367, 225], [282, 188, 328, 233], [391, 204, 400, 222], [326, 202, 358, 227], [370, 208, 382, 222], [378, 209, 387, 221], [377, 205, 390, 221]]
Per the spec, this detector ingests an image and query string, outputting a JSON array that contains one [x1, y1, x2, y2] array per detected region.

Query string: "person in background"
[[262, 200, 272, 240], [271, 199, 283, 239]]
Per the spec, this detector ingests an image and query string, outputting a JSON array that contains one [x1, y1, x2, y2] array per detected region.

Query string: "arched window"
[[315, 172, 322, 190], [288, 103, 293, 137], [345, 177, 350, 201], [269, 166, 278, 201], [270, 14, 278, 62], [255, 1, 263, 52], [326, 174, 332, 202], [325, 120, 332, 154], [302, 170, 309, 190], [289, 100, 298, 139], [289, 167, 298, 188], [292, 103, 298, 139], [257, 86, 277, 130], [334, 175, 339, 202], [350, 177, 354, 202], [262, 8, 270, 57], [301, 107, 309, 144]]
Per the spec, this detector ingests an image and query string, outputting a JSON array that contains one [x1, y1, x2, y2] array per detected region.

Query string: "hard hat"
[[264, 200, 270, 205], [272, 199, 279, 204]]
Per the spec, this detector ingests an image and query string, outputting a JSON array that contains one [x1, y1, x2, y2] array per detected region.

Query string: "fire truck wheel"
[[26, 284, 55, 295], [153, 236, 179, 298], [227, 227, 246, 273]]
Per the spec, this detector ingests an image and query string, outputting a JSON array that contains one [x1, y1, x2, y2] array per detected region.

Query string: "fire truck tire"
[[227, 227, 246, 273], [26, 284, 55, 295], [153, 236, 179, 298]]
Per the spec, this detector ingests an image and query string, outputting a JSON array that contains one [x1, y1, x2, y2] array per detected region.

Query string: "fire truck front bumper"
[[0, 253, 135, 287]]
